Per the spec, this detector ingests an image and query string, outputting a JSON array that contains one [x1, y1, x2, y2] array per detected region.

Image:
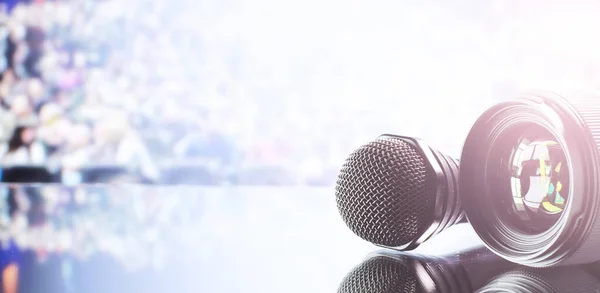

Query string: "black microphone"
[[338, 245, 515, 293], [335, 134, 463, 250]]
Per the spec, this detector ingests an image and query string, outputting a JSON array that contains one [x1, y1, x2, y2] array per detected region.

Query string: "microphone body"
[[335, 134, 462, 250]]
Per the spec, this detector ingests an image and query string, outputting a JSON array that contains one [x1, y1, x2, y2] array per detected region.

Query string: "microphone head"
[[335, 135, 436, 248], [335, 135, 460, 249], [338, 254, 419, 293]]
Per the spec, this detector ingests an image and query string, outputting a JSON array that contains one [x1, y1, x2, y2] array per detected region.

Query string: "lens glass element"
[[508, 128, 569, 232]]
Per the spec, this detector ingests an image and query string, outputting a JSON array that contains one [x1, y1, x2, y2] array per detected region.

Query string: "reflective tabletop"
[[1, 185, 599, 293]]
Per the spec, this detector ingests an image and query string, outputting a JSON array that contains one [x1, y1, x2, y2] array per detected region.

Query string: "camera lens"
[[460, 91, 600, 267]]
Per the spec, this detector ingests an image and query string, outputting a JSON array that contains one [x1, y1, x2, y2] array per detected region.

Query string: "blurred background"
[[0, 0, 599, 184], [0, 0, 597, 292]]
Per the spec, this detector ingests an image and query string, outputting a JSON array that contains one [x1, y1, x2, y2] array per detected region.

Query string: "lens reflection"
[[508, 127, 569, 233]]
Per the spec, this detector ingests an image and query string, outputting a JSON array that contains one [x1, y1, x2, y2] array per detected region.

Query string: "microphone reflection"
[[338, 246, 515, 293], [340, 245, 600, 293]]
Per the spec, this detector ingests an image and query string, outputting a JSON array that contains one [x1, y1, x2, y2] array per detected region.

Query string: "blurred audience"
[[1, 125, 44, 165], [0, 0, 349, 185]]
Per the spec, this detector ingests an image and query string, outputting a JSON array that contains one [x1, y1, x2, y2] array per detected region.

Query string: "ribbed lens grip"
[[556, 92, 600, 265]]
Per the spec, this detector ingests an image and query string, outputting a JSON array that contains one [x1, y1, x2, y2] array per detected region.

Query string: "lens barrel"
[[460, 90, 600, 267]]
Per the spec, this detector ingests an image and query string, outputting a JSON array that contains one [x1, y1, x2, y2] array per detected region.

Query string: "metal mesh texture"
[[338, 256, 419, 293], [335, 137, 437, 247]]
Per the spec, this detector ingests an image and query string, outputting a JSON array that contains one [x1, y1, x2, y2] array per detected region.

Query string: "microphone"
[[338, 245, 515, 293], [335, 134, 462, 250]]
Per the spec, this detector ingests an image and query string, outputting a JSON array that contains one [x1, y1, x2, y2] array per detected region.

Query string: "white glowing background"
[[105, 0, 600, 161]]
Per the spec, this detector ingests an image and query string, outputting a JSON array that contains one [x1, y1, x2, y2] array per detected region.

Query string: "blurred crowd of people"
[[0, 0, 164, 183], [1, 0, 599, 187], [0, 0, 346, 186]]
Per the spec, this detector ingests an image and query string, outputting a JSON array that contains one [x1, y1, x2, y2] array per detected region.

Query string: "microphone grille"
[[335, 137, 437, 247], [338, 255, 419, 293]]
